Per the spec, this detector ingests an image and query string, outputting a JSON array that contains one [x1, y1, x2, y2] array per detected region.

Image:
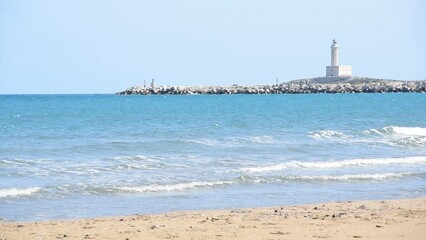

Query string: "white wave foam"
[[364, 126, 426, 137], [362, 126, 426, 147], [285, 173, 411, 181], [0, 187, 40, 198], [185, 139, 218, 146], [229, 136, 276, 144], [117, 181, 231, 193], [388, 126, 426, 136], [241, 164, 288, 173], [308, 130, 349, 140], [187, 136, 276, 146], [393, 136, 426, 146], [240, 156, 426, 173], [309, 126, 426, 147], [0, 159, 48, 166], [111, 155, 150, 161]]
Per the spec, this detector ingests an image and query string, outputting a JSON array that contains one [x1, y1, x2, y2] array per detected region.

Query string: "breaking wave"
[[308, 130, 349, 140], [0, 158, 50, 167], [110, 155, 152, 161], [227, 136, 277, 144], [238, 172, 417, 183], [364, 126, 426, 137], [185, 139, 219, 146], [308, 126, 426, 147], [240, 156, 426, 173], [282, 173, 412, 181], [392, 136, 426, 147], [0, 171, 419, 199], [0, 187, 41, 198], [116, 181, 232, 193], [363, 126, 426, 147], [186, 136, 277, 147]]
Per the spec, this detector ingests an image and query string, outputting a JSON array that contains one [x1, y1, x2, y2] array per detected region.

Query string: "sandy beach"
[[1, 198, 425, 240]]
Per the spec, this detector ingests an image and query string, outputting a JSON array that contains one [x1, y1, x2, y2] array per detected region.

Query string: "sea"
[[1, 93, 425, 221]]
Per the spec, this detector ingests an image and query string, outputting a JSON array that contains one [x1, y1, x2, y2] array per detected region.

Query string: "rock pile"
[[116, 77, 426, 95]]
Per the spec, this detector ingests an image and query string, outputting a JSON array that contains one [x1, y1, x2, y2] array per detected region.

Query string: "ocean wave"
[[392, 136, 426, 147], [309, 126, 426, 147], [0, 158, 49, 166], [239, 156, 426, 173], [52, 161, 172, 176], [364, 126, 426, 137], [1, 170, 416, 199], [0, 159, 20, 166], [29, 181, 232, 197], [282, 173, 412, 181], [185, 139, 219, 146], [240, 164, 288, 173], [0, 187, 41, 198], [362, 126, 426, 147], [186, 136, 277, 147], [111, 155, 151, 161], [117, 181, 232, 193], [227, 136, 277, 144], [237, 172, 417, 183], [308, 130, 349, 140], [1, 156, 188, 178], [386, 126, 426, 136], [73, 163, 153, 173]]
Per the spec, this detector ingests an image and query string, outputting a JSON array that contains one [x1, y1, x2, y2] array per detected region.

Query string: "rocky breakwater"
[[116, 77, 426, 95]]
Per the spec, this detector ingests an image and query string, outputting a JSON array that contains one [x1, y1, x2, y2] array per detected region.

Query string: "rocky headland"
[[116, 77, 426, 95]]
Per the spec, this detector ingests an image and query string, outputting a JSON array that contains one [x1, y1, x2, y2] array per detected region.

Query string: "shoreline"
[[1, 198, 425, 239]]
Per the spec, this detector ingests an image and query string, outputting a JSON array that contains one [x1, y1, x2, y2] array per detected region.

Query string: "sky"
[[0, 0, 425, 94]]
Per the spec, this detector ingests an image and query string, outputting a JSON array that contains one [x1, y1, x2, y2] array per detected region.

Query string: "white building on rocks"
[[326, 39, 352, 77]]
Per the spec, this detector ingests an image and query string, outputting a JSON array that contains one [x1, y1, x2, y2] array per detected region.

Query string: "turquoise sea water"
[[1, 94, 426, 221]]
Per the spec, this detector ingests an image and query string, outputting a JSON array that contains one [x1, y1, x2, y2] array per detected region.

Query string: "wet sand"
[[1, 198, 425, 239]]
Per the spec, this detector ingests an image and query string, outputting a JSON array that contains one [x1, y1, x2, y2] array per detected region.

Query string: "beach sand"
[[1, 198, 425, 240]]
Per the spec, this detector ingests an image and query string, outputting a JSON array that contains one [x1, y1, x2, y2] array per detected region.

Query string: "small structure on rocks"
[[326, 39, 352, 77]]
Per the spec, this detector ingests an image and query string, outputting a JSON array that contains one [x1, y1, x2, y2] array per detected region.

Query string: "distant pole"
[[276, 78, 278, 86], [144, 80, 146, 88]]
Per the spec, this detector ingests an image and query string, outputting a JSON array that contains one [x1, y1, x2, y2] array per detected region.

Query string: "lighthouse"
[[326, 39, 352, 77], [331, 39, 339, 66]]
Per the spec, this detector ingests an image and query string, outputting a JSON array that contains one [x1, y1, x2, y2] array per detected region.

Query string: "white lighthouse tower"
[[331, 39, 339, 66], [326, 39, 352, 77]]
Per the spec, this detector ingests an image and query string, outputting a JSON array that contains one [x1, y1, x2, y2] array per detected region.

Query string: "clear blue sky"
[[1, 0, 425, 94]]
